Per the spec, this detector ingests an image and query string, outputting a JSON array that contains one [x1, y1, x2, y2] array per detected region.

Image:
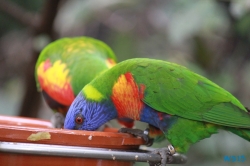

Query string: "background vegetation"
[[0, 0, 250, 165]]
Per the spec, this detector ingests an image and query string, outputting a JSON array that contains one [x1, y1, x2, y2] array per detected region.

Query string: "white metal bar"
[[0, 141, 187, 164]]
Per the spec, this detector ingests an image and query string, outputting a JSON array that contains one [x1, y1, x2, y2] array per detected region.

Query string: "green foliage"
[[0, 0, 43, 36]]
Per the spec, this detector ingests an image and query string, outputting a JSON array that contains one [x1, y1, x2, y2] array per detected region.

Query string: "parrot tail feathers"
[[227, 127, 250, 142]]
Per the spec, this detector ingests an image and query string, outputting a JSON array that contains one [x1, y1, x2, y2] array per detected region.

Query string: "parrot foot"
[[118, 128, 154, 146], [149, 145, 176, 166]]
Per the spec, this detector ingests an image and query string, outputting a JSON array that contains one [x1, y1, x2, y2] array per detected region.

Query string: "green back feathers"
[[36, 37, 116, 66], [35, 36, 117, 94], [87, 58, 250, 128]]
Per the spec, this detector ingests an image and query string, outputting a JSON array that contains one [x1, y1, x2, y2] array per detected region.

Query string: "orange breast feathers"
[[111, 72, 146, 120], [37, 59, 75, 106]]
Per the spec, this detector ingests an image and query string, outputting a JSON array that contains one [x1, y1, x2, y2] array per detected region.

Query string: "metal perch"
[[0, 141, 187, 164]]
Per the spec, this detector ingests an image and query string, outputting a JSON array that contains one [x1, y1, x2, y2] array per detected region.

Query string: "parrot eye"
[[75, 114, 84, 124]]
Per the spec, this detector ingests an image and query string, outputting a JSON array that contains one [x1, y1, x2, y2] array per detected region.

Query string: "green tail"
[[226, 127, 250, 141]]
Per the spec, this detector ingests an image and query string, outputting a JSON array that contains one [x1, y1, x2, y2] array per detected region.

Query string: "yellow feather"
[[83, 84, 104, 101], [37, 60, 71, 89]]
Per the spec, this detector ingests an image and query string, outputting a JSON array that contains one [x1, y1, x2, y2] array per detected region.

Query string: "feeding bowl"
[[0, 115, 146, 166]]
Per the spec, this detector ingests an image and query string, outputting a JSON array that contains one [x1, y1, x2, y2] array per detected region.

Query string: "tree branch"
[[18, 0, 61, 117], [0, 0, 39, 30]]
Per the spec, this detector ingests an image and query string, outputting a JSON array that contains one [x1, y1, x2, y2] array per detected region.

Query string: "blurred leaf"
[[55, 0, 138, 35], [230, 0, 250, 19], [235, 12, 250, 40], [165, 0, 229, 44]]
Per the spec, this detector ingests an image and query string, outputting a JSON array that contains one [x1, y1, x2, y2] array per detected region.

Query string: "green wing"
[[129, 59, 250, 128]]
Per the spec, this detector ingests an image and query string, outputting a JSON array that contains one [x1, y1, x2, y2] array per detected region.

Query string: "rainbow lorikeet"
[[35, 36, 133, 128], [64, 58, 250, 165]]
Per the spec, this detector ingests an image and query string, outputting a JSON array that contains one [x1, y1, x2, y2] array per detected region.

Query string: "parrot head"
[[64, 91, 118, 130]]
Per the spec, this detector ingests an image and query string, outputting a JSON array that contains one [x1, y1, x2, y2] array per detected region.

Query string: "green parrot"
[[35, 36, 134, 128], [64, 58, 250, 165]]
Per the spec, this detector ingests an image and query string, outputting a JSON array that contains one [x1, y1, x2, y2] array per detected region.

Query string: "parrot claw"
[[118, 128, 154, 146], [149, 145, 176, 166]]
